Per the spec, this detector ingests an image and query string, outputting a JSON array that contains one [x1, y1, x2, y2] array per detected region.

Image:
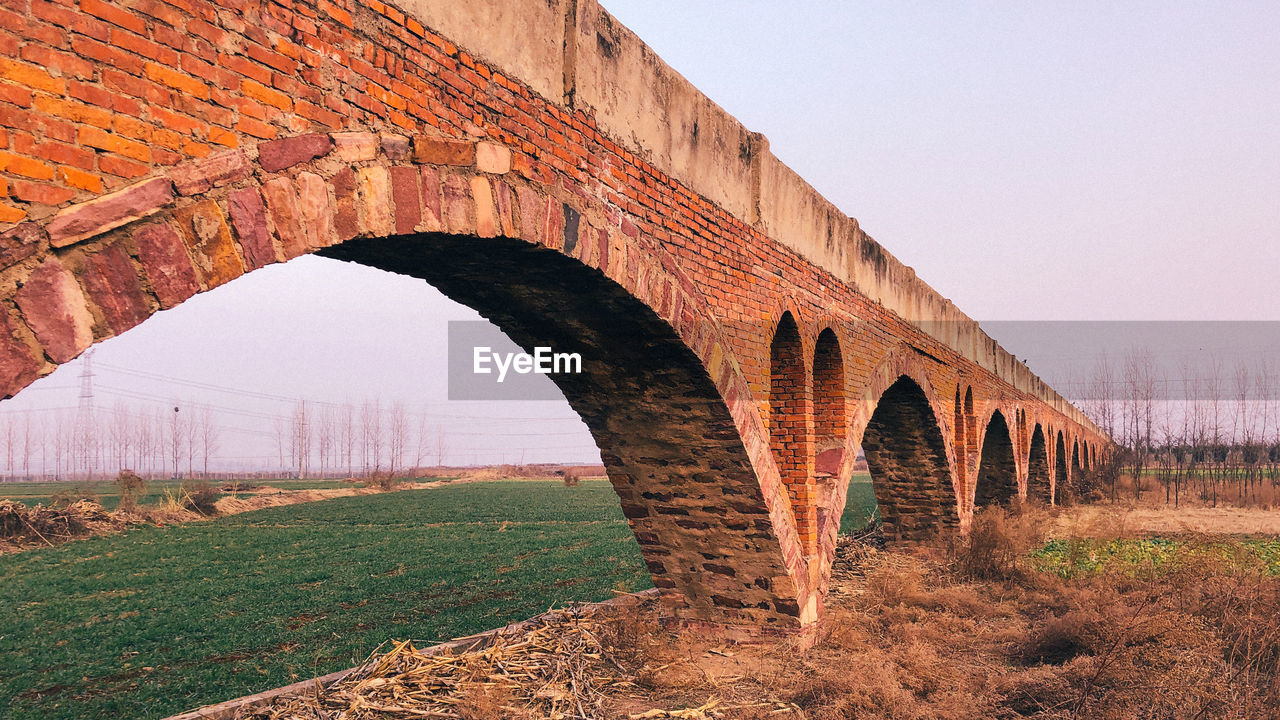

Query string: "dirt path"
[[211, 479, 456, 516]]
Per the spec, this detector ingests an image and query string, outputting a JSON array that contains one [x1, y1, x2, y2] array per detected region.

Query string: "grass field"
[[840, 473, 878, 532], [0, 478, 358, 511], [0, 475, 882, 719], [0, 480, 651, 719]]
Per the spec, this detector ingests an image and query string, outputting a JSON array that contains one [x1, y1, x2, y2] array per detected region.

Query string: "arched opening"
[[768, 312, 815, 554], [974, 410, 1018, 507], [952, 386, 966, 498], [1054, 430, 1069, 504], [812, 329, 846, 544], [860, 375, 959, 540], [323, 231, 795, 615], [1027, 423, 1050, 502], [1072, 440, 1083, 479]]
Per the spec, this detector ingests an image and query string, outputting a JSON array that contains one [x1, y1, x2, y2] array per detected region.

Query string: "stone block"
[[45, 177, 174, 248], [0, 314, 39, 399], [412, 135, 475, 166], [331, 132, 379, 162], [174, 199, 244, 288], [77, 242, 151, 334], [226, 188, 277, 270], [475, 142, 511, 174], [0, 222, 42, 271], [14, 258, 93, 363], [169, 150, 252, 195], [132, 222, 199, 309], [257, 133, 333, 173], [356, 167, 393, 237], [389, 166, 420, 234], [380, 134, 411, 162]]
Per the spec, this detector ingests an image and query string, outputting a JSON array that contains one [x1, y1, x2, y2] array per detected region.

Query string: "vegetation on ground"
[[0, 480, 649, 720]]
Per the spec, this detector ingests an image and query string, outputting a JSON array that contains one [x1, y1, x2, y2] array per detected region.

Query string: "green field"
[[0, 480, 651, 719], [0, 475, 882, 719], [0, 478, 358, 511], [840, 473, 879, 532], [1033, 537, 1280, 578]]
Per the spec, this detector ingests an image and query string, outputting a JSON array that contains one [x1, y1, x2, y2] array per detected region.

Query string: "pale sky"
[[3, 2, 1278, 472]]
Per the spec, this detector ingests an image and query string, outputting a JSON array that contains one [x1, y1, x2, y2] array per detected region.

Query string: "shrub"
[[114, 470, 146, 511], [180, 480, 220, 515]]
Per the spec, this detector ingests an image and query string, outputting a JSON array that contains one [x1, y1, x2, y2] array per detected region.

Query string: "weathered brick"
[[257, 133, 332, 172], [14, 258, 93, 363], [144, 62, 209, 100], [10, 180, 75, 205], [77, 242, 150, 334], [226, 187, 276, 269], [131, 222, 199, 308], [45, 177, 174, 248], [389, 166, 420, 234], [77, 125, 150, 162], [169, 150, 252, 195], [0, 222, 42, 270], [331, 132, 378, 162], [59, 166, 103, 193], [380, 134, 410, 162], [475, 142, 511, 174], [260, 176, 306, 259], [0, 313, 40, 399], [173, 198, 244, 288], [356, 166, 393, 237], [296, 171, 334, 248], [471, 176, 497, 238], [331, 167, 359, 242], [412, 135, 475, 166], [441, 173, 473, 236], [418, 166, 443, 233]]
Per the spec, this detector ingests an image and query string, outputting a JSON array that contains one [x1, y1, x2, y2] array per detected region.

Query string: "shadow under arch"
[[811, 327, 846, 547], [859, 375, 960, 541], [974, 409, 1018, 507], [1054, 430, 1068, 504], [314, 230, 800, 624], [1028, 423, 1050, 502]]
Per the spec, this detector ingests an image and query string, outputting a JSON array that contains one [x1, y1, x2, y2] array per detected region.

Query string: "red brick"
[[59, 166, 103, 193], [98, 154, 149, 179], [9, 179, 75, 205], [81, 0, 146, 35], [0, 57, 65, 95], [0, 150, 54, 180], [78, 125, 150, 162], [144, 62, 209, 100]]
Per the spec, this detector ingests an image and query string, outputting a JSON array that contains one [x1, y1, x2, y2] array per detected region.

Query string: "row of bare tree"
[[0, 398, 449, 482], [1077, 350, 1280, 506], [272, 400, 448, 480]]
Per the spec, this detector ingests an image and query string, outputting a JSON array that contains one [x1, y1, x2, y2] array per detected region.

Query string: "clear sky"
[[2, 2, 1278, 473]]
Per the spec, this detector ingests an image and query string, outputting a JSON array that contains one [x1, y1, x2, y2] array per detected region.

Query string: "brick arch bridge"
[[0, 0, 1110, 633]]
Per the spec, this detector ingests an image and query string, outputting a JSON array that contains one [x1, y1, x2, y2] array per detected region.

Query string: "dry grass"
[[234, 501, 1280, 719]]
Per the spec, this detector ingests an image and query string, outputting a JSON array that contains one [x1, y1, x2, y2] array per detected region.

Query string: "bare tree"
[[196, 405, 219, 477], [290, 400, 310, 479]]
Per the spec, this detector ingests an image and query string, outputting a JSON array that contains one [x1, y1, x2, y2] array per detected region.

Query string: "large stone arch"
[[974, 408, 1018, 508], [0, 133, 823, 629], [1027, 423, 1051, 502]]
